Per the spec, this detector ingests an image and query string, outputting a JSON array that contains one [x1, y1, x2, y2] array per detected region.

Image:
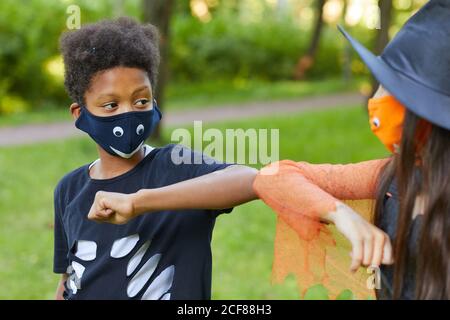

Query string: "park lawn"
[[0, 105, 388, 299], [0, 77, 364, 128]]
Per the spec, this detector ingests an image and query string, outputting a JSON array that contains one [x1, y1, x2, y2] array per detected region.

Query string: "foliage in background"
[[0, 0, 118, 114], [170, 15, 348, 82], [0, 0, 425, 116]]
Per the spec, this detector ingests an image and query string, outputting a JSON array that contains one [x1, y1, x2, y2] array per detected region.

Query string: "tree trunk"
[[370, 0, 393, 96], [294, 0, 327, 80], [341, 0, 352, 83], [277, 0, 289, 17], [113, 0, 125, 17], [142, 0, 175, 141]]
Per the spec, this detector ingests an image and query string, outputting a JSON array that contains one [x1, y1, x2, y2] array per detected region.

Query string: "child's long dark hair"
[[374, 110, 450, 299]]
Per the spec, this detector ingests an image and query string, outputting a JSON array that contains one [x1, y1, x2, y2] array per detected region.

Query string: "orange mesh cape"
[[253, 158, 390, 299]]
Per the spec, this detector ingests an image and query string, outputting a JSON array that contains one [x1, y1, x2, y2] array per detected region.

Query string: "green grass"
[[0, 77, 364, 128], [0, 105, 387, 299]]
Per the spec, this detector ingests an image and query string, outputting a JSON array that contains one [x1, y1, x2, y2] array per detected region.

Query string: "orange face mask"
[[368, 95, 406, 153]]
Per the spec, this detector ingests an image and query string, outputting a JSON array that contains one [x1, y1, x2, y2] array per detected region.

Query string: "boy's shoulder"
[[153, 143, 222, 165], [153, 143, 192, 155], [54, 163, 90, 199], [150, 143, 212, 167], [53, 143, 218, 200], [152, 143, 179, 159], [53, 144, 175, 195]]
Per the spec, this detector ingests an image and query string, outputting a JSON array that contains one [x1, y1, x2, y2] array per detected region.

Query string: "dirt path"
[[0, 92, 364, 147]]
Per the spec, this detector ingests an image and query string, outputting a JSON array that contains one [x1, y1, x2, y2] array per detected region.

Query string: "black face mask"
[[75, 100, 162, 158]]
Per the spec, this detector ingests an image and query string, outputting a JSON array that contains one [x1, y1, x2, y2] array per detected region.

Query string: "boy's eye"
[[103, 102, 118, 110], [135, 99, 150, 107]]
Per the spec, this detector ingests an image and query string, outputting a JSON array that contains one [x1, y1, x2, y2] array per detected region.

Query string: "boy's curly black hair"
[[59, 17, 160, 106]]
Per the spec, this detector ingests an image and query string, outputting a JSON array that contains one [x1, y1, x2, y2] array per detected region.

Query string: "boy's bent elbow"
[[223, 165, 258, 202]]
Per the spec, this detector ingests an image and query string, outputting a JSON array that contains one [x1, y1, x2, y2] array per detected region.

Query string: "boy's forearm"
[[132, 165, 258, 215]]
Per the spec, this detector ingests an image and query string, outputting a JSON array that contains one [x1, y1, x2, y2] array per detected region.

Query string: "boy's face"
[[71, 67, 153, 119]]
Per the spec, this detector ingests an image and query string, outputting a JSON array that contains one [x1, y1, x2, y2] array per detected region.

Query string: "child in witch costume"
[[54, 17, 260, 300], [253, 0, 450, 300]]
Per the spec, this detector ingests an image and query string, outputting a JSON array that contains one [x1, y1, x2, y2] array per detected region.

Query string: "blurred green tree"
[[293, 0, 327, 80], [370, 0, 393, 96], [142, 0, 175, 140]]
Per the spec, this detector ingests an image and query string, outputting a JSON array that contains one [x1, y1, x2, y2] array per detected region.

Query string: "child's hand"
[[324, 202, 394, 273], [87, 191, 136, 225]]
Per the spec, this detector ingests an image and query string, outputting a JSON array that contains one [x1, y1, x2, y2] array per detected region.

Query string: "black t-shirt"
[[53, 144, 234, 300]]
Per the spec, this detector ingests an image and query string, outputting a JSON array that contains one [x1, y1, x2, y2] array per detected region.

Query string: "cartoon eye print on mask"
[[372, 117, 380, 128], [136, 124, 145, 135], [113, 124, 145, 138], [113, 126, 124, 137]]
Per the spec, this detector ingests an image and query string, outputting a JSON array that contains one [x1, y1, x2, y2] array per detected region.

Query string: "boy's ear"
[[70, 103, 81, 120]]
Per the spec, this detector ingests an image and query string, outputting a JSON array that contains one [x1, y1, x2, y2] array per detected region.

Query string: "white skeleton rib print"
[[66, 234, 175, 300]]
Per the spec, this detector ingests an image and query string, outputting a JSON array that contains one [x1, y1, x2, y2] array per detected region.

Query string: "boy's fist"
[[87, 191, 136, 225]]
